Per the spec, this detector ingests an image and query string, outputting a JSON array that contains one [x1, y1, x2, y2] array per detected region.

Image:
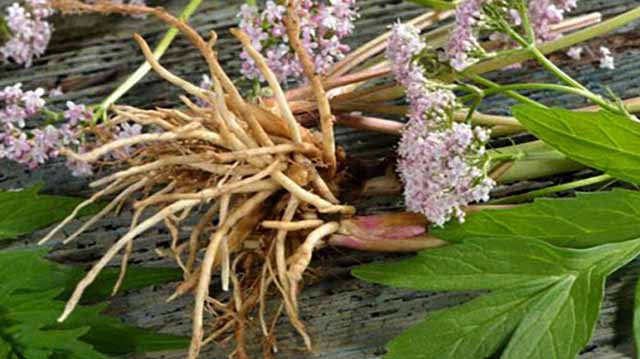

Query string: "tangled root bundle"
[[41, 1, 385, 358]]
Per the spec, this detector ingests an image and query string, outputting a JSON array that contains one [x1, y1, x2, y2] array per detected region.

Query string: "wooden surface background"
[[1, 0, 640, 358]]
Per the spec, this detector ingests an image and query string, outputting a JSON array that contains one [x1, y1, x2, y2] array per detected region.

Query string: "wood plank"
[[2, 0, 640, 358]]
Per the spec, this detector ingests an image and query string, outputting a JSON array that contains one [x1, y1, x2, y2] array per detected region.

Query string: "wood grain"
[[1, 0, 640, 358]]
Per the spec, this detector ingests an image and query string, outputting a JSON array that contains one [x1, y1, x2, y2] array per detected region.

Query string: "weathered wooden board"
[[2, 0, 640, 358]]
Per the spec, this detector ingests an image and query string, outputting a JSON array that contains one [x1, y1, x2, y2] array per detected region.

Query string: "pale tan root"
[[284, 3, 336, 173], [49, 3, 355, 357], [113, 181, 179, 295], [230, 29, 303, 145], [63, 178, 150, 244], [271, 171, 354, 214], [288, 222, 340, 284], [38, 178, 129, 245], [262, 220, 324, 231], [135, 160, 281, 208], [59, 198, 200, 322], [187, 203, 220, 273], [61, 130, 223, 163], [265, 257, 311, 351], [213, 143, 319, 163], [90, 154, 212, 188], [133, 33, 210, 100], [189, 191, 273, 359], [219, 194, 231, 292]]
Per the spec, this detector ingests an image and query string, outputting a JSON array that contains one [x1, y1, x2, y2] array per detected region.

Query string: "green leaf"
[[407, 0, 457, 10], [634, 277, 640, 357], [433, 189, 640, 248], [0, 184, 102, 241], [58, 304, 189, 355], [385, 285, 548, 359], [512, 105, 640, 184], [354, 237, 640, 359], [0, 249, 187, 358]]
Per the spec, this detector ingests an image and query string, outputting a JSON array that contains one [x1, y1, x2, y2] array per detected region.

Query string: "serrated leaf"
[[0, 256, 108, 359], [433, 189, 640, 248], [0, 184, 102, 241], [634, 277, 640, 357], [512, 105, 640, 184], [58, 304, 189, 356], [385, 285, 548, 359], [0, 249, 187, 358], [354, 237, 640, 359]]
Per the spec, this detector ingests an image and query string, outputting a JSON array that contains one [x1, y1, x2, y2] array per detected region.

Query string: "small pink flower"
[[567, 46, 583, 60], [63, 101, 93, 125], [387, 23, 493, 225], [1, 1, 53, 67], [238, 0, 358, 84], [599, 46, 615, 69]]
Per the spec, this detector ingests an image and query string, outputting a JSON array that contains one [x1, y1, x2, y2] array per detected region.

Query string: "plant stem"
[[483, 82, 620, 113], [95, 0, 203, 120], [528, 45, 587, 90], [467, 6, 640, 76], [490, 174, 614, 204], [464, 73, 544, 108]]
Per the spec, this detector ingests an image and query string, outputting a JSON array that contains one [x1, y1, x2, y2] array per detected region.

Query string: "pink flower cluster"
[[388, 24, 494, 225], [0, 0, 53, 67], [0, 83, 144, 176], [238, 0, 357, 84], [447, 0, 580, 71], [0, 84, 80, 170], [447, 0, 485, 72], [528, 0, 577, 41]]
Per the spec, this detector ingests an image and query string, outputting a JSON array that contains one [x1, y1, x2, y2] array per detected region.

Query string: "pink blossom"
[[238, 0, 358, 84], [111, 122, 142, 159], [63, 101, 93, 125], [0, 1, 53, 67], [447, 0, 486, 71], [0, 83, 88, 174], [446, 0, 581, 71], [528, 0, 577, 41], [599, 46, 615, 69], [387, 23, 493, 225], [567, 46, 583, 60], [398, 121, 493, 226]]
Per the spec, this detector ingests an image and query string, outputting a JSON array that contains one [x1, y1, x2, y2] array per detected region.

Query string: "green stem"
[[466, 6, 640, 76], [490, 174, 614, 204], [491, 141, 585, 183], [482, 82, 620, 113], [410, 0, 459, 10], [464, 73, 545, 108], [95, 0, 203, 121], [528, 45, 588, 91], [41, 108, 63, 123]]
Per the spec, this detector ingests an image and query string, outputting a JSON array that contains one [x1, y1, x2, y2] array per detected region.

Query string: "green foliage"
[[513, 105, 640, 184], [0, 249, 187, 358], [0, 185, 102, 241], [635, 278, 640, 358], [433, 189, 640, 248], [354, 237, 640, 359]]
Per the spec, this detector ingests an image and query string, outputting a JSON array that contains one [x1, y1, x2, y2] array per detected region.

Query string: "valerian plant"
[[354, 0, 640, 357], [0, 187, 188, 358], [3, 0, 640, 358]]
